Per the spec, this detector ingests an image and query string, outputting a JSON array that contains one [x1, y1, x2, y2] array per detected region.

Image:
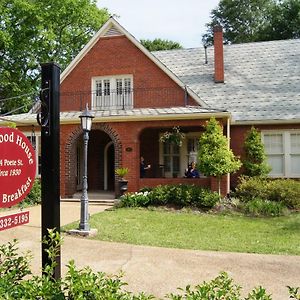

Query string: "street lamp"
[[79, 104, 94, 231]]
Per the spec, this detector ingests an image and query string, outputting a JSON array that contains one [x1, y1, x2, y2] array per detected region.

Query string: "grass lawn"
[[63, 208, 300, 255]]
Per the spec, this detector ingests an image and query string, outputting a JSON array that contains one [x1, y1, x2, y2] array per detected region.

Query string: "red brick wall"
[[60, 35, 198, 111]]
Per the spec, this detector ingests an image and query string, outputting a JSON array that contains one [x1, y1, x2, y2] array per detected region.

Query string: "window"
[[290, 133, 300, 175], [187, 137, 199, 164], [93, 75, 133, 110], [262, 131, 300, 177], [25, 132, 41, 177], [162, 142, 180, 177]]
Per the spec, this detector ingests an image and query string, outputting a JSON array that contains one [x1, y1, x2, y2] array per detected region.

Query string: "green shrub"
[[119, 191, 151, 207], [246, 286, 272, 300], [0, 239, 32, 283], [243, 127, 271, 177], [190, 187, 220, 209], [242, 198, 287, 217], [119, 185, 219, 210], [267, 179, 300, 209], [234, 176, 270, 202], [19, 179, 41, 208], [287, 286, 300, 300], [167, 272, 273, 300], [234, 177, 300, 210]]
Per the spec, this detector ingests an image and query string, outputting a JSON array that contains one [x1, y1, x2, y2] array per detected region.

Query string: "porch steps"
[[61, 191, 116, 206], [61, 198, 115, 205]]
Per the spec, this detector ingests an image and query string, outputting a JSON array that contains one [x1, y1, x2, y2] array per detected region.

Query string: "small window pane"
[[267, 155, 284, 176], [104, 80, 110, 96], [164, 156, 171, 172], [291, 133, 300, 154], [116, 79, 122, 95], [188, 138, 197, 152], [96, 81, 102, 96], [173, 156, 180, 172], [291, 155, 300, 175], [163, 143, 171, 154], [173, 144, 180, 154], [264, 134, 283, 154], [124, 78, 131, 93]]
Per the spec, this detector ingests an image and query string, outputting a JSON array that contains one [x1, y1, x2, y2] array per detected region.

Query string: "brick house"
[[3, 17, 300, 198]]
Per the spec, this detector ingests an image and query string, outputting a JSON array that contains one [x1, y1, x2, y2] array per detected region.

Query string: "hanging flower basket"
[[159, 126, 185, 147]]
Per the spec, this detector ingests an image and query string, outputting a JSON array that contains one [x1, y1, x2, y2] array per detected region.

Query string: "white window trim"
[[91, 75, 133, 109], [262, 130, 300, 178], [24, 132, 41, 178]]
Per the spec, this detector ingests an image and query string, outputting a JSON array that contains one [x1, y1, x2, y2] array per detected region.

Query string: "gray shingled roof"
[[0, 106, 229, 125], [153, 39, 300, 123]]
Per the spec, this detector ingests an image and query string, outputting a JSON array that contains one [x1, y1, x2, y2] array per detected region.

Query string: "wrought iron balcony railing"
[[60, 87, 188, 112]]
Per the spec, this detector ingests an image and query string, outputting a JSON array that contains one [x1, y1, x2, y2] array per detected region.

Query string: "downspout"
[[184, 86, 188, 106], [227, 117, 231, 195]]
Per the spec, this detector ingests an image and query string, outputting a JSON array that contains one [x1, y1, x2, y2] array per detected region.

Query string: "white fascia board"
[[59, 111, 231, 125], [60, 18, 208, 108], [232, 119, 300, 125]]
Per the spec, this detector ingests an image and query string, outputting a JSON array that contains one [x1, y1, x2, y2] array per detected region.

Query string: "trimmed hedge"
[[234, 177, 300, 210], [119, 184, 220, 210]]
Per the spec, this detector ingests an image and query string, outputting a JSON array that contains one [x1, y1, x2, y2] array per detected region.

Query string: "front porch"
[[61, 108, 230, 198]]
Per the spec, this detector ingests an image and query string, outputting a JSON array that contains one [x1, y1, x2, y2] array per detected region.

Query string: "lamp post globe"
[[79, 104, 94, 131]]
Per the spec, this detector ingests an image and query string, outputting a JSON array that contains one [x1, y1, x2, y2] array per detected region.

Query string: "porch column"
[[226, 117, 231, 194], [121, 140, 139, 193]]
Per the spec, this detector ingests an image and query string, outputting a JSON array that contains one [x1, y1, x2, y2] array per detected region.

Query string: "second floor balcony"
[[60, 87, 189, 112]]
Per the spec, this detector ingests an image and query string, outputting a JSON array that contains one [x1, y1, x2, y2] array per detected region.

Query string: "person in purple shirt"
[[185, 162, 199, 178]]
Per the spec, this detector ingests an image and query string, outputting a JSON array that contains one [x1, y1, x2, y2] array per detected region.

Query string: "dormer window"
[[92, 75, 133, 110]]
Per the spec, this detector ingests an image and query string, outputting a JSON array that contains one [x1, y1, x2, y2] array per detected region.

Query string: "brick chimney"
[[213, 25, 224, 83]]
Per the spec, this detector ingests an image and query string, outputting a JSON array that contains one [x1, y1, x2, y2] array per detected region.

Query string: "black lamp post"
[[79, 104, 94, 231]]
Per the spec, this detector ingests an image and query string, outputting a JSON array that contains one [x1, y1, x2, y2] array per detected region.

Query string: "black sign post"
[[40, 62, 61, 279]]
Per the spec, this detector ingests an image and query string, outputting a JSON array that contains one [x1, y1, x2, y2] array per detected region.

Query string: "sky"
[[96, 0, 220, 48]]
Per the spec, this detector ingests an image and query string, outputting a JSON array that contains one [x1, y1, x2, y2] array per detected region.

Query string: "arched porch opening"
[[64, 123, 121, 198]]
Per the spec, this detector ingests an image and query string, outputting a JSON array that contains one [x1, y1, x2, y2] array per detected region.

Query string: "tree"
[[140, 38, 183, 51], [0, 0, 110, 114], [264, 0, 300, 40], [202, 0, 300, 45], [198, 118, 242, 195], [243, 127, 271, 177]]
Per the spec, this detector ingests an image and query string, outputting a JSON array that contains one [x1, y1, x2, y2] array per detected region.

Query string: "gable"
[[102, 23, 123, 37], [61, 35, 197, 110], [60, 18, 205, 110]]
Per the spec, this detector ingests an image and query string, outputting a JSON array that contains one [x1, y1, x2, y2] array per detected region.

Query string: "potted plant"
[[115, 167, 129, 180], [115, 167, 129, 196]]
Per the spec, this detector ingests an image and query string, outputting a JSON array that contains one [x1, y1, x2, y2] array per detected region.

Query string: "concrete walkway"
[[0, 203, 299, 299]]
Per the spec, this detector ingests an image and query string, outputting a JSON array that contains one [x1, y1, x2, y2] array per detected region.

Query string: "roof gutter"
[[232, 119, 300, 125], [0, 111, 231, 127], [61, 111, 231, 125]]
